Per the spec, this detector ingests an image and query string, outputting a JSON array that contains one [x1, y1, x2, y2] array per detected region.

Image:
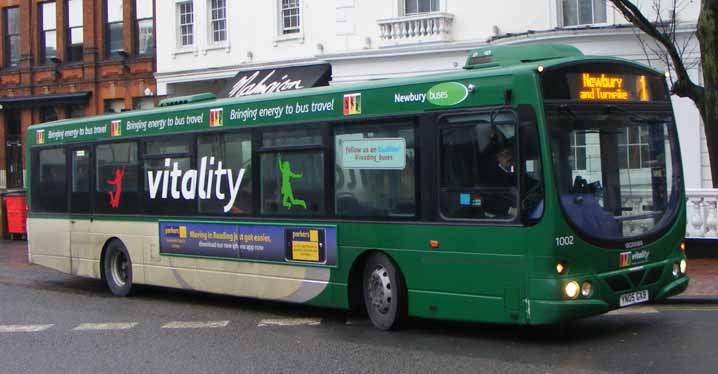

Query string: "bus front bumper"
[[527, 275, 689, 325]]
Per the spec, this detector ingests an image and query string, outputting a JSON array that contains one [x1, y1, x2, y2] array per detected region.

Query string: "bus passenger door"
[[69, 147, 93, 277]]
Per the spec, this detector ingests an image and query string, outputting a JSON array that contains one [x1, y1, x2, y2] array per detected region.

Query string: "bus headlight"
[[581, 282, 593, 297], [672, 263, 679, 277], [680, 259, 687, 274], [564, 281, 580, 299]]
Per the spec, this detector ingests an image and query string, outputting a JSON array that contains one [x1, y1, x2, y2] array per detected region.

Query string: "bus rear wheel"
[[103, 240, 133, 297], [363, 253, 406, 330]]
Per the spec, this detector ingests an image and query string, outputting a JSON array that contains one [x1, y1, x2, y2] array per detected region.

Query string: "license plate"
[[619, 290, 649, 307]]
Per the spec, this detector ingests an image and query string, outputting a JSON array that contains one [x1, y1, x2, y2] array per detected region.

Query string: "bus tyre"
[[363, 253, 406, 330], [103, 240, 133, 297]]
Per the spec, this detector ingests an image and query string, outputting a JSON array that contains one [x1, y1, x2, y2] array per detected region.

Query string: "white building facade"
[[155, 0, 716, 238]]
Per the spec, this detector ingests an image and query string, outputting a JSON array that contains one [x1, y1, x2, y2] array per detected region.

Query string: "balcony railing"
[[377, 12, 454, 46], [686, 189, 718, 239]]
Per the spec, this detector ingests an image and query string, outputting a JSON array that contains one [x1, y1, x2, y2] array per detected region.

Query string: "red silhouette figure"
[[107, 167, 126, 208]]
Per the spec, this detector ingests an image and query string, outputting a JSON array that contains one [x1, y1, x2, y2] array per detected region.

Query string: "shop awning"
[[220, 63, 331, 98], [0, 91, 91, 109]]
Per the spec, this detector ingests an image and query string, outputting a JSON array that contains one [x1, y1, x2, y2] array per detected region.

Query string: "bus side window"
[[439, 113, 518, 221], [260, 128, 325, 216], [95, 142, 140, 214], [334, 123, 416, 218], [197, 133, 253, 215], [31, 147, 67, 212]]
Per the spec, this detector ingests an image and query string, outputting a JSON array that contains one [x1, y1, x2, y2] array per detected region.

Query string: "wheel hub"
[[368, 265, 392, 314], [110, 251, 128, 287]]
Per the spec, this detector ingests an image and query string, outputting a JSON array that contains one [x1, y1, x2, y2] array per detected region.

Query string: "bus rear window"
[[31, 147, 67, 212]]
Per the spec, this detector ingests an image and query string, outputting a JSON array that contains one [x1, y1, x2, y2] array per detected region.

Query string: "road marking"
[[0, 324, 54, 333], [258, 318, 321, 327], [73, 322, 138, 331], [162, 321, 229, 329], [607, 306, 660, 315], [656, 305, 718, 312]]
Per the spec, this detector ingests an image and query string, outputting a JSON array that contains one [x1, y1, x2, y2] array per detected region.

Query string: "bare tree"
[[609, 0, 718, 187]]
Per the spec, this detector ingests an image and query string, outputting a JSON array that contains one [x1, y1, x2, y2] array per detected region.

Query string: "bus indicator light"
[[429, 240, 440, 249], [556, 261, 566, 274]]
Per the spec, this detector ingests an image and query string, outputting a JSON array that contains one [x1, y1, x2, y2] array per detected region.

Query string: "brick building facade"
[[0, 0, 156, 188]]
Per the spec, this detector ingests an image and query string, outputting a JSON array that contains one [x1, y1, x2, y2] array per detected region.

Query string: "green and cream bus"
[[26, 44, 688, 330]]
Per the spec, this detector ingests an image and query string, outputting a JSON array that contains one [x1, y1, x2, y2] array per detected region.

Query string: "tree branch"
[[610, 0, 703, 102]]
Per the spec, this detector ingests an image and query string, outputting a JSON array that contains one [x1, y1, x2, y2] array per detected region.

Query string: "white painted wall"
[[155, 0, 706, 188]]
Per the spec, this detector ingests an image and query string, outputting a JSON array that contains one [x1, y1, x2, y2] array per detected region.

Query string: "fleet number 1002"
[[555, 236, 575, 247]]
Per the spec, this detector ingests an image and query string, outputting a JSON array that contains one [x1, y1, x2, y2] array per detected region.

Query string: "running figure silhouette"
[[107, 166, 126, 208], [278, 157, 307, 210]]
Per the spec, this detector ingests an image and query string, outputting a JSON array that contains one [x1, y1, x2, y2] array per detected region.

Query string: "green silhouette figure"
[[279, 156, 307, 210]]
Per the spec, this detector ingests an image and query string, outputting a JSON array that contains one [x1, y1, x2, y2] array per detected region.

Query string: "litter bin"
[[4, 193, 27, 239]]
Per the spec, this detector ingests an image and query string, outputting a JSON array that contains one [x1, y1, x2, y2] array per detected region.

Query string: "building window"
[[135, 0, 153, 55], [66, 104, 85, 118], [106, 0, 124, 57], [177, 1, 194, 47], [40, 2, 57, 64], [104, 98, 125, 113], [569, 132, 587, 171], [209, 0, 227, 43], [4, 7, 20, 68], [132, 97, 155, 110], [66, 0, 83, 62], [562, 0, 606, 26], [618, 126, 650, 169], [280, 0, 300, 35], [404, 0, 439, 15]]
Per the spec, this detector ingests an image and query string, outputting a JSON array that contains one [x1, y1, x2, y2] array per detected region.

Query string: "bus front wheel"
[[363, 253, 406, 330], [103, 240, 133, 297]]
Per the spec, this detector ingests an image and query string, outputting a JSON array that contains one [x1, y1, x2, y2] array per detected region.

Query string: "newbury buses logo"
[[343, 93, 361, 115], [36, 130, 45, 144], [427, 82, 469, 106], [111, 120, 122, 137], [209, 108, 223, 127]]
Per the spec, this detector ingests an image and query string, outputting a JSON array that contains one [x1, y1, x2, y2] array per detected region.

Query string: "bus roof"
[[28, 44, 661, 146]]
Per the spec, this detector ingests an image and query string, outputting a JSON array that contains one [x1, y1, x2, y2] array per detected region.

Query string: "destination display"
[[568, 73, 650, 102], [159, 221, 337, 266], [541, 63, 669, 103]]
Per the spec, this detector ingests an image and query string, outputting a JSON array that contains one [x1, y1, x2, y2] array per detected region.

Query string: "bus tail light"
[[564, 281, 580, 299]]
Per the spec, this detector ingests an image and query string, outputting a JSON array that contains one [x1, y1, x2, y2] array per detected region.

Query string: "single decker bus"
[[26, 44, 688, 330]]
